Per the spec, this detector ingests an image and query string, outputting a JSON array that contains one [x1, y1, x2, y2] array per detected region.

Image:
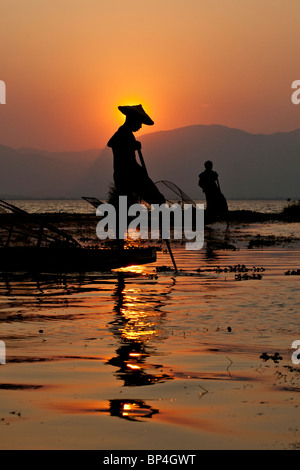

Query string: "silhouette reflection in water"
[[204, 226, 235, 260], [76, 399, 159, 422], [108, 399, 158, 422], [107, 273, 173, 387]]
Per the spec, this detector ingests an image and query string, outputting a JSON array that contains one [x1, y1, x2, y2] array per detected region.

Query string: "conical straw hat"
[[118, 104, 154, 125]]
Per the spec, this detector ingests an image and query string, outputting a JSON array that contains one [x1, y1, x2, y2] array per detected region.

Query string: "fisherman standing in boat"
[[107, 105, 165, 206], [107, 105, 178, 272], [198, 160, 229, 226]]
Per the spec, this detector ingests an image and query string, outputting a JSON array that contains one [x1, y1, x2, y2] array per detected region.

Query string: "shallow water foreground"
[[0, 244, 299, 450]]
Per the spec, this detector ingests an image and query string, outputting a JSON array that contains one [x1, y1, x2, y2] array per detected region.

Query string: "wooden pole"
[[137, 149, 178, 273]]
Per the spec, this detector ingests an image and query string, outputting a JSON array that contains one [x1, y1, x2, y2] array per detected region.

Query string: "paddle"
[[137, 148, 178, 273]]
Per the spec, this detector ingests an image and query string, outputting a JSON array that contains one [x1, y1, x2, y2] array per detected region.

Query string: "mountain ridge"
[[0, 124, 299, 200]]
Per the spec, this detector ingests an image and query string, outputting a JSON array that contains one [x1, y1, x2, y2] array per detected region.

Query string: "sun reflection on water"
[[106, 272, 173, 387]]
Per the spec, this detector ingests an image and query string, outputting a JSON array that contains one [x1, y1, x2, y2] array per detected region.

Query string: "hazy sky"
[[1, 0, 300, 151]]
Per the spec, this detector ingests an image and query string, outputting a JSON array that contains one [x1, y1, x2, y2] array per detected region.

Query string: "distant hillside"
[[76, 124, 300, 200], [0, 145, 100, 198], [1, 125, 300, 199], [138, 125, 300, 199]]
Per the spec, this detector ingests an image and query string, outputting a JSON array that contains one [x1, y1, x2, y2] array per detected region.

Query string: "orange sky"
[[1, 0, 300, 151]]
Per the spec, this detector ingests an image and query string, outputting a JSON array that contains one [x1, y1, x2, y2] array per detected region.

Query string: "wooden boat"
[[0, 245, 156, 273], [0, 199, 156, 273]]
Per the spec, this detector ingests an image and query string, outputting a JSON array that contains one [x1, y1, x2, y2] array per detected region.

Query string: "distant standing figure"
[[198, 160, 228, 225]]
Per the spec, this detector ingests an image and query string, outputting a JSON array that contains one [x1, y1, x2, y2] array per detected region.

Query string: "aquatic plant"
[[280, 200, 300, 221]]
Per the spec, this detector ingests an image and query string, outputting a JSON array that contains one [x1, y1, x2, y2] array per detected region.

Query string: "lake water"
[[0, 201, 299, 450], [4, 199, 291, 214]]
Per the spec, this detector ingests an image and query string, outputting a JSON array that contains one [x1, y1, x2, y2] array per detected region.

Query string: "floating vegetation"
[[147, 273, 159, 280], [280, 200, 300, 221], [235, 273, 263, 281], [156, 265, 174, 272], [248, 235, 293, 249], [196, 264, 265, 277], [284, 269, 300, 276], [260, 352, 283, 363]]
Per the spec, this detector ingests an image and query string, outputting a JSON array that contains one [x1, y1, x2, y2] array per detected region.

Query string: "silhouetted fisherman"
[[198, 160, 228, 226], [107, 104, 165, 206]]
